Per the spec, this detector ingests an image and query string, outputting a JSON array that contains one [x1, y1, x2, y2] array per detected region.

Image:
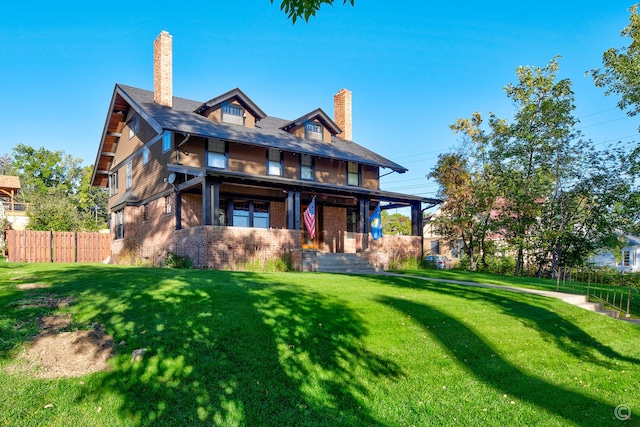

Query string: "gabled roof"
[[280, 108, 342, 135], [92, 84, 408, 186], [194, 87, 267, 120], [0, 175, 20, 190]]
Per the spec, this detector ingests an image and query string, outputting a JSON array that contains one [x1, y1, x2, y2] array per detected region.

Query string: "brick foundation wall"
[[171, 226, 302, 270]]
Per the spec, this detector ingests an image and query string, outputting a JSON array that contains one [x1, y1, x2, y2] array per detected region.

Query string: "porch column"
[[287, 190, 294, 229], [203, 180, 212, 225], [212, 180, 221, 226], [411, 201, 422, 236], [358, 198, 370, 234], [294, 191, 301, 230], [175, 191, 182, 230]]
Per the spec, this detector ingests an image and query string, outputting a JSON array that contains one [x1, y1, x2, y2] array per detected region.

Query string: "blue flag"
[[369, 205, 382, 240]]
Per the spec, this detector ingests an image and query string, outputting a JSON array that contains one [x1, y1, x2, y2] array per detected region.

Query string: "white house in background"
[[588, 235, 640, 273], [619, 235, 640, 273]]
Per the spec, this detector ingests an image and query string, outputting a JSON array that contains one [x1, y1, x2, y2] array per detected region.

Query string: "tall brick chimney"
[[153, 30, 172, 108], [334, 88, 352, 141]]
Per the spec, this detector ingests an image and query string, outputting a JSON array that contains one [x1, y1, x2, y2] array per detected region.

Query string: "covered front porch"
[[166, 164, 438, 265]]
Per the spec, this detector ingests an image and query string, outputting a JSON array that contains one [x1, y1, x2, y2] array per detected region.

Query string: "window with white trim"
[[109, 173, 118, 196], [267, 148, 283, 176], [207, 139, 227, 169], [126, 161, 132, 189], [623, 250, 631, 267], [142, 147, 149, 165]]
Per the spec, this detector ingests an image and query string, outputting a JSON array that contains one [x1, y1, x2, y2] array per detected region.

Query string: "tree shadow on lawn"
[[377, 295, 625, 426], [6, 265, 402, 426], [375, 275, 640, 368]]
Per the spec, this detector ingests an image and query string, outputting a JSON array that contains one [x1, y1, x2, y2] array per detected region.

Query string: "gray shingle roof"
[[116, 84, 408, 173]]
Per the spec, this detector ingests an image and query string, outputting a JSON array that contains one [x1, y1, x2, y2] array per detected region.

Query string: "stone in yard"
[[131, 348, 147, 362]]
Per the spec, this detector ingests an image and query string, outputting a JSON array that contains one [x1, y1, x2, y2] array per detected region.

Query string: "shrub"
[[163, 251, 193, 269]]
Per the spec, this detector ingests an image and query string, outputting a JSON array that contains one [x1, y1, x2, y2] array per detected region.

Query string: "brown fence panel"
[[6, 230, 111, 263], [77, 232, 111, 263], [53, 232, 76, 263], [6, 230, 51, 262]]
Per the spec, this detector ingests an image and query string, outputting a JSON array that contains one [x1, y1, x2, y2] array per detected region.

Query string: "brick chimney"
[[153, 30, 172, 107], [334, 88, 352, 141]]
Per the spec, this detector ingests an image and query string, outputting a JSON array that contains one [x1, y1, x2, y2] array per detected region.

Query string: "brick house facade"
[[91, 31, 439, 270]]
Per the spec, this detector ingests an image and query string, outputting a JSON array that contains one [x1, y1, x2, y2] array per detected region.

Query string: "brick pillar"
[[154, 31, 172, 107], [334, 88, 352, 141]]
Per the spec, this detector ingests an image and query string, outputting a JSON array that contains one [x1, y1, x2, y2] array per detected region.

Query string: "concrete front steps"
[[303, 252, 379, 274], [558, 294, 620, 318]]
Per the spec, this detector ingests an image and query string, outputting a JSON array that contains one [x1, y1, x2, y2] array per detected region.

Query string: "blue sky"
[[0, 1, 637, 202]]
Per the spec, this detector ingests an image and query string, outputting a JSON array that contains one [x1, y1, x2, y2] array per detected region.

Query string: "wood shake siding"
[[316, 158, 346, 186], [229, 143, 266, 175], [177, 136, 206, 168], [284, 152, 298, 179], [362, 165, 380, 190]]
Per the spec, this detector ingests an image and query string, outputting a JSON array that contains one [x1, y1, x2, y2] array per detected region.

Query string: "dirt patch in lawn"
[[9, 295, 115, 379], [16, 283, 51, 291], [15, 317, 115, 379]]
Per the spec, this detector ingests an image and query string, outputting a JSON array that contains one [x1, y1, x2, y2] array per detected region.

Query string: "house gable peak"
[[194, 88, 266, 128]]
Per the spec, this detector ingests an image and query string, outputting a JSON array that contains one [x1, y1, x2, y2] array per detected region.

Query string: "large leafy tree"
[[434, 58, 632, 276], [429, 113, 497, 271], [589, 4, 640, 124], [270, 0, 354, 23], [9, 144, 108, 231]]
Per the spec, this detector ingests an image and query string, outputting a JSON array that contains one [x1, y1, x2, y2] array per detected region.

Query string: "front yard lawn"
[[1, 262, 638, 426]]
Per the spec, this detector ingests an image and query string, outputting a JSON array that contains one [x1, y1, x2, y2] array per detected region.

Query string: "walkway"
[[379, 272, 640, 325]]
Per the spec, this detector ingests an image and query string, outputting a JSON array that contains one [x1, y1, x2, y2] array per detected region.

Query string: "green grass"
[[396, 268, 640, 318], [1, 262, 639, 426]]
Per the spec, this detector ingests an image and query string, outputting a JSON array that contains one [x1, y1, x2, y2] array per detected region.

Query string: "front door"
[[301, 203, 319, 249]]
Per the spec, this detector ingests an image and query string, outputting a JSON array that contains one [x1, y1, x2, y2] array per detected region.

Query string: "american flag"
[[303, 197, 316, 240]]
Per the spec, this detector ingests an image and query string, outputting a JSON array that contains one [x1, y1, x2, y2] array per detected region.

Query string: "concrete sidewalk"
[[379, 272, 640, 325]]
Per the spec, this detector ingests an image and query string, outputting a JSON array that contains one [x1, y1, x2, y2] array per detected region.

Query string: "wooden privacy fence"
[[6, 230, 111, 263]]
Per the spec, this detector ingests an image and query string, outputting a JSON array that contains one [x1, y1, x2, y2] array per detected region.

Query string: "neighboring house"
[[586, 236, 640, 273], [0, 175, 29, 231], [90, 31, 439, 270]]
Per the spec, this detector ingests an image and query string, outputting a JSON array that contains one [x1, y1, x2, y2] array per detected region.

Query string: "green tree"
[[9, 144, 108, 231], [429, 112, 497, 271], [381, 210, 411, 236], [589, 5, 640, 125], [270, 0, 354, 23]]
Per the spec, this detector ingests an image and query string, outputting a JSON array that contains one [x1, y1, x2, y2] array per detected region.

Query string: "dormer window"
[[305, 122, 323, 141], [222, 103, 245, 126]]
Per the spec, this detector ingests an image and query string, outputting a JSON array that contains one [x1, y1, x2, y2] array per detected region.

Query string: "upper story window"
[[305, 122, 323, 141], [268, 148, 283, 176], [347, 161, 360, 186], [129, 114, 140, 139], [300, 154, 314, 180], [163, 132, 171, 153], [142, 147, 149, 165], [207, 139, 227, 169], [109, 173, 118, 196], [222, 103, 245, 126], [126, 161, 133, 189]]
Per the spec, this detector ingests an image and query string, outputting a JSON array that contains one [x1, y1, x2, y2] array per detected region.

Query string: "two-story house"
[[91, 31, 439, 270]]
